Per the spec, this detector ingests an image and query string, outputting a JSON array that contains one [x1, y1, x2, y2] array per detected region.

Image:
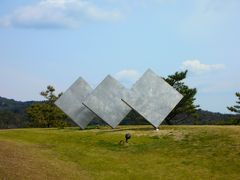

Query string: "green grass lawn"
[[0, 125, 240, 180]]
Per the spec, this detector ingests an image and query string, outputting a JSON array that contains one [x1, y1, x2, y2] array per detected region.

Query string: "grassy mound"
[[0, 125, 240, 179]]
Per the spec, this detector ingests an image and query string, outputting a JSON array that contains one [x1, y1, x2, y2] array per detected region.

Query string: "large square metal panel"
[[83, 75, 132, 128], [122, 69, 183, 128], [55, 77, 95, 129]]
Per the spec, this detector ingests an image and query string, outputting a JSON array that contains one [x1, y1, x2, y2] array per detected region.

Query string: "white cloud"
[[0, 0, 122, 29], [181, 59, 225, 73], [114, 69, 141, 87]]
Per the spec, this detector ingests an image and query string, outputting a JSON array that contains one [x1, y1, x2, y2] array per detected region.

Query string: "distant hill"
[[0, 96, 238, 129], [0, 96, 36, 112], [0, 96, 38, 128], [169, 109, 238, 125]]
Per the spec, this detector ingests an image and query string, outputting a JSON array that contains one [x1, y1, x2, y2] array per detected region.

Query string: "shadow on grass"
[[94, 127, 156, 134], [57, 125, 175, 135]]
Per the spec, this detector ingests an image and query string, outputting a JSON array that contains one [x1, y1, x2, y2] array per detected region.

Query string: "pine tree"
[[227, 92, 240, 124], [27, 86, 68, 128], [227, 92, 240, 114], [164, 70, 199, 125]]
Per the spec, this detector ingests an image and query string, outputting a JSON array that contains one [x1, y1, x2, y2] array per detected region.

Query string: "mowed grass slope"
[[0, 126, 240, 180]]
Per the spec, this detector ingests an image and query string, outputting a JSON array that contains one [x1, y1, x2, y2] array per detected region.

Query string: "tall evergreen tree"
[[227, 92, 240, 113], [227, 92, 240, 124], [164, 70, 199, 124]]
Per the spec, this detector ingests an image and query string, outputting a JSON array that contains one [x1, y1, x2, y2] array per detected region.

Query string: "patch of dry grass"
[[0, 141, 89, 180]]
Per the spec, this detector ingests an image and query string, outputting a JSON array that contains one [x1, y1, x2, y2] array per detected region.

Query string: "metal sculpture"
[[55, 69, 183, 129]]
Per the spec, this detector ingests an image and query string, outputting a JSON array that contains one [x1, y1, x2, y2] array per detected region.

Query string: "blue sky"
[[0, 0, 239, 113]]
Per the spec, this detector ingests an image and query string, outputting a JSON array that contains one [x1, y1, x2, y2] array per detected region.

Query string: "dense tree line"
[[0, 97, 34, 128]]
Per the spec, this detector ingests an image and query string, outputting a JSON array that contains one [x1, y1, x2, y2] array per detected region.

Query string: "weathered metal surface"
[[83, 75, 132, 128], [122, 69, 183, 128], [55, 77, 95, 129]]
